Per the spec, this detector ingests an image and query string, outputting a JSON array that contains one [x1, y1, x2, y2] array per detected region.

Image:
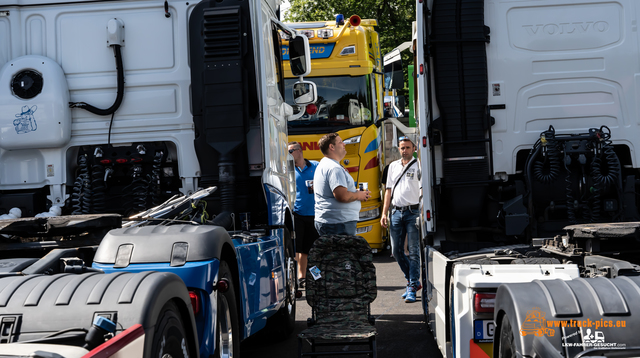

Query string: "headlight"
[[359, 207, 380, 221], [301, 30, 315, 38], [340, 45, 356, 55], [317, 29, 334, 38], [356, 225, 372, 234], [343, 135, 361, 145]]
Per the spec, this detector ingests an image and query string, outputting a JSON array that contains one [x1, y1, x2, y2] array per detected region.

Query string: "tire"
[[421, 236, 429, 321], [498, 314, 518, 358], [215, 261, 241, 358], [151, 301, 191, 358], [266, 228, 297, 338]]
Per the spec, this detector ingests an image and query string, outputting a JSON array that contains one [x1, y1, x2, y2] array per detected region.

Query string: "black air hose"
[[69, 46, 124, 116], [151, 151, 164, 206], [590, 177, 602, 222], [130, 165, 149, 214], [592, 144, 621, 187], [565, 165, 577, 224], [592, 126, 623, 219], [524, 144, 542, 218], [533, 141, 561, 184], [91, 164, 107, 214], [71, 155, 91, 215]]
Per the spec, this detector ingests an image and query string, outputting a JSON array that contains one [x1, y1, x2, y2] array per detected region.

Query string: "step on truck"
[[0, 0, 316, 356], [403, 0, 640, 357]]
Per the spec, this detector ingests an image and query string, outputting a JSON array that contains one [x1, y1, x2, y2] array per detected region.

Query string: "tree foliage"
[[284, 0, 415, 65]]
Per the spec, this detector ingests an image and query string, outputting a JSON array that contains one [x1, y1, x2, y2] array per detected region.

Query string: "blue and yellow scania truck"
[[282, 15, 387, 251]]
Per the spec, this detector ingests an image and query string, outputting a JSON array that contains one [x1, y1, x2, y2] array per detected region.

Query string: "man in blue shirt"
[[288, 141, 320, 288]]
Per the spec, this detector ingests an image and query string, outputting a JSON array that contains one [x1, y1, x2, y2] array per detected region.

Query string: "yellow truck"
[[282, 15, 386, 251]]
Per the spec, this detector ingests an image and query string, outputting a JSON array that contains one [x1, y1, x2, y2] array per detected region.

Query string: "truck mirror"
[[383, 51, 404, 90], [289, 35, 311, 77], [292, 81, 317, 105]]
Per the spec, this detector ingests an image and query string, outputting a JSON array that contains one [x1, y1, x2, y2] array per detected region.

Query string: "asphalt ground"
[[241, 252, 443, 358]]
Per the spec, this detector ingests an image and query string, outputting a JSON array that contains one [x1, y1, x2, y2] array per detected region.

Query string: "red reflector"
[[189, 291, 200, 315], [349, 15, 361, 27], [474, 292, 496, 313], [364, 156, 379, 170], [345, 166, 359, 173], [426, 210, 431, 221], [131, 157, 143, 163], [115, 158, 128, 164], [423, 136, 427, 147], [100, 159, 112, 165], [216, 279, 229, 293], [306, 104, 318, 115], [420, 64, 424, 75]]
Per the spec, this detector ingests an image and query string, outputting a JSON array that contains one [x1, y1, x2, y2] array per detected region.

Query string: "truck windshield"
[[285, 75, 373, 128]]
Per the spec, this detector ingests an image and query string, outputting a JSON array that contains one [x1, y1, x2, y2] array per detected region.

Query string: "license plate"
[[474, 320, 495, 343]]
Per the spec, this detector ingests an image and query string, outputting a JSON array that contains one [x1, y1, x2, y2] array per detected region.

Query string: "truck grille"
[[203, 7, 242, 60]]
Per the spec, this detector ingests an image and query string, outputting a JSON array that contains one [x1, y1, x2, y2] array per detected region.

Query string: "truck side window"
[[260, 8, 282, 108], [272, 23, 285, 98]]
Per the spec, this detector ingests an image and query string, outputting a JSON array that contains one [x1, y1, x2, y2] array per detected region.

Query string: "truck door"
[[415, 0, 435, 235]]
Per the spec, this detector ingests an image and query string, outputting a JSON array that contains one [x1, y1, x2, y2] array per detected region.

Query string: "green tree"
[[284, 0, 415, 97]]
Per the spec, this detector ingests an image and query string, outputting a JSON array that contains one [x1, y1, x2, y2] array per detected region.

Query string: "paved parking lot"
[[241, 253, 443, 357]]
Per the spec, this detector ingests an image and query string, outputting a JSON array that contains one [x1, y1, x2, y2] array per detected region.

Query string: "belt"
[[394, 204, 419, 211]]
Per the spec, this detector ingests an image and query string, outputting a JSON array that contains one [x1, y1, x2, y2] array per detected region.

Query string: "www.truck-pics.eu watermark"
[[518, 307, 627, 349]]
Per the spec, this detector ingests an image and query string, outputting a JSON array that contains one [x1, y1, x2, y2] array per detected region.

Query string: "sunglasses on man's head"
[[289, 148, 298, 154]]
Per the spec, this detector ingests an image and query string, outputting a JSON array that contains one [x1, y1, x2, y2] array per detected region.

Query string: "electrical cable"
[[69, 45, 124, 116]]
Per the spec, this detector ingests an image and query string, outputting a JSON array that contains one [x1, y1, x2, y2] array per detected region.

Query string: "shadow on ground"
[[241, 253, 443, 358]]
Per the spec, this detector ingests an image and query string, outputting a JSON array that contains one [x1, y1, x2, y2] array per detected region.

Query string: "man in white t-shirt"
[[314, 132, 371, 236], [380, 136, 421, 303]]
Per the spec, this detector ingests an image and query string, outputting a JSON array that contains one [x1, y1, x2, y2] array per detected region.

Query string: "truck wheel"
[[215, 261, 241, 358], [266, 228, 296, 338], [498, 314, 518, 358], [280, 230, 297, 335], [151, 301, 191, 358], [420, 236, 429, 321]]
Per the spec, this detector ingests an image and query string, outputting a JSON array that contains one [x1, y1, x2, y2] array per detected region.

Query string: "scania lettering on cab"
[[0, 0, 316, 356], [407, 0, 640, 357], [281, 15, 387, 251]]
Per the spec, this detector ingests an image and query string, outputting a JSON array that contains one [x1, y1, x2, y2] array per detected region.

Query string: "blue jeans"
[[390, 208, 420, 288], [315, 221, 357, 236]]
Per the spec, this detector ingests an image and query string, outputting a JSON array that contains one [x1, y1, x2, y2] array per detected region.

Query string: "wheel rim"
[[218, 294, 234, 358], [499, 315, 516, 358], [285, 256, 296, 314]]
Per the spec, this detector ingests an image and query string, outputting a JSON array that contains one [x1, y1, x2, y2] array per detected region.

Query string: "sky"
[[280, 0, 290, 20]]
